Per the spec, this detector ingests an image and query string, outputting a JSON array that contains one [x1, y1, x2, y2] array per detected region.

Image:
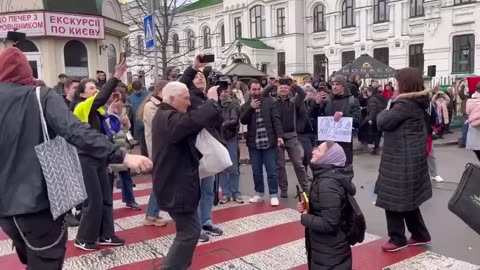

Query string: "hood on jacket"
[[395, 88, 430, 110], [310, 164, 356, 196], [0, 47, 36, 86]]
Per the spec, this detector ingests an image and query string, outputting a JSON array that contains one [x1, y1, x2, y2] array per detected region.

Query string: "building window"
[[342, 0, 355, 28], [409, 44, 424, 74], [203, 27, 211, 49], [341, 51, 355, 67], [234, 17, 242, 39], [410, 0, 424, 17], [261, 64, 267, 73], [314, 54, 327, 77], [313, 4, 326, 32], [124, 38, 130, 54], [278, 52, 286, 76], [187, 30, 195, 52], [220, 24, 225, 46], [374, 47, 389, 65], [277, 8, 286, 35], [107, 44, 117, 77], [64, 40, 89, 78], [373, 0, 389, 23], [172, 33, 179, 54], [454, 0, 475, 5], [250, 5, 266, 38], [452, 34, 475, 74], [137, 35, 143, 55]]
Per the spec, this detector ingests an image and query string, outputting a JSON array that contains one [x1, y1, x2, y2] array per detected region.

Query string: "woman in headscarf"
[[297, 141, 355, 270], [138, 80, 169, 227], [375, 68, 432, 252]]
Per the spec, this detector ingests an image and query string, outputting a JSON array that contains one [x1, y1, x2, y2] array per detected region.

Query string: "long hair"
[[70, 78, 96, 111], [137, 80, 168, 121]]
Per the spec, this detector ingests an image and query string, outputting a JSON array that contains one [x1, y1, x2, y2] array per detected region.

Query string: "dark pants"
[[278, 137, 310, 192], [162, 211, 201, 270], [298, 133, 317, 172], [135, 126, 148, 157], [119, 171, 136, 204], [76, 156, 115, 243], [385, 208, 431, 246], [0, 210, 67, 270], [248, 147, 278, 196], [338, 142, 354, 165]]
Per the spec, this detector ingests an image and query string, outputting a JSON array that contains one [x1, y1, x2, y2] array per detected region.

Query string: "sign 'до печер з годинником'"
[[0, 12, 105, 40]]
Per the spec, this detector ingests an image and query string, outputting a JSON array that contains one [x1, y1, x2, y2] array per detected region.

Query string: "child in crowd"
[[297, 141, 355, 270]]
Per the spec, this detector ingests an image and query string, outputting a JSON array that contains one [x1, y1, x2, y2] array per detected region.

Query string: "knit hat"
[[332, 75, 348, 89]]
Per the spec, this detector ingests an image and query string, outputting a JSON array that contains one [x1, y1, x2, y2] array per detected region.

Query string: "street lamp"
[[462, 47, 470, 58], [256, 63, 260, 70]]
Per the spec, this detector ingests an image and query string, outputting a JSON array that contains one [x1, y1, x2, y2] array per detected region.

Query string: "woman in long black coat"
[[375, 68, 432, 252]]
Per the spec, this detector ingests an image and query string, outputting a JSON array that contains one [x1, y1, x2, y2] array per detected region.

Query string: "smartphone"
[[200, 54, 215, 63], [119, 52, 127, 63], [279, 78, 291, 85], [111, 92, 121, 101]]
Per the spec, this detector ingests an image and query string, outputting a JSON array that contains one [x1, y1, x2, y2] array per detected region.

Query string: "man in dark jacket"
[[0, 47, 152, 270], [152, 81, 221, 270], [240, 79, 284, 206], [178, 55, 225, 242], [363, 88, 387, 155], [315, 75, 361, 165], [53, 73, 68, 96], [262, 79, 309, 198]]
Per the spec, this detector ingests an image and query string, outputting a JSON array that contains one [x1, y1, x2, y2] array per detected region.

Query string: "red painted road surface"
[[0, 179, 477, 270]]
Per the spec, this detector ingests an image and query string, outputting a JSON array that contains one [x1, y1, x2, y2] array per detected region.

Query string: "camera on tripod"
[[208, 71, 231, 94]]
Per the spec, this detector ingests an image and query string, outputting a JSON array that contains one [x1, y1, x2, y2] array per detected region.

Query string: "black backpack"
[[342, 194, 367, 246]]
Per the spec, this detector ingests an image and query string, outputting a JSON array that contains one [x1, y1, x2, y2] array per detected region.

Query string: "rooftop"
[[43, 0, 100, 15], [238, 38, 275, 50], [180, 0, 223, 13]]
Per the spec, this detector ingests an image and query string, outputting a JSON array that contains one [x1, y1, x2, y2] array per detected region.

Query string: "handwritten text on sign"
[[317, 117, 353, 143]]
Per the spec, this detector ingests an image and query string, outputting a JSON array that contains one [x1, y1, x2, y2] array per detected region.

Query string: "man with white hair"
[[151, 81, 221, 270]]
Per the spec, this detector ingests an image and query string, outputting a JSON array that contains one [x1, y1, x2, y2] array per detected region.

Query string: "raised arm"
[[91, 60, 126, 111]]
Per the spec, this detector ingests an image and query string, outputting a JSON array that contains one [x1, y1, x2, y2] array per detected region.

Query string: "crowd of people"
[[2, 45, 480, 270]]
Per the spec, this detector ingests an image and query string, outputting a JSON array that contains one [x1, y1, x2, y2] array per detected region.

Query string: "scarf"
[[435, 98, 449, 125], [0, 47, 36, 86], [312, 143, 346, 167]]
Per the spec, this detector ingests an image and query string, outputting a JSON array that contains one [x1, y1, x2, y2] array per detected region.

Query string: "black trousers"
[[385, 208, 431, 246], [298, 133, 317, 172], [0, 210, 67, 270], [76, 155, 115, 243], [162, 211, 201, 270]]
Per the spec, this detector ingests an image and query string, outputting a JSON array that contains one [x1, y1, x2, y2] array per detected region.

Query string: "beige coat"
[[143, 96, 161, 158]]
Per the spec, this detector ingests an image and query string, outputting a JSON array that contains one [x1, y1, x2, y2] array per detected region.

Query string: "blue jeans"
[[198, 175, 215, 226], [219, 140, 241, 198], [146, 191, 160, 217], [119, 171, 135, 204], [248, 147, 278, 197]]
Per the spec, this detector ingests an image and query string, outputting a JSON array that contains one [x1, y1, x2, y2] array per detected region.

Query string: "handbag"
[[195, 129, 233, 179], [33, 87, 88, 220], [448, 163, 480, 235]]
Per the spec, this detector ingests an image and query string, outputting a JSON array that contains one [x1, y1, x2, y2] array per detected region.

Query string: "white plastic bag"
[[195, 129, 232, 179]]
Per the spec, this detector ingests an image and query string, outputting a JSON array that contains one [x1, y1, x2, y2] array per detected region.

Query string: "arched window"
[[250, 5, 266, 38], [234, 17, 242, 39], [187, 30, 195, 52], [220, 24, 225, 46], [172, 33, 180, 54], [107, 44, 117, 76], [342, 0, 355, 28], [374, 0, 389, 23], [203, 27, 211, 49], [410, 0, 424, 17], [16, 40, 39, 52], [64, 40, 89, 78], [313, 4, 326, 32]]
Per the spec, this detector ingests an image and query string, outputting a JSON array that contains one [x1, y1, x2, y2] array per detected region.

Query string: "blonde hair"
[[137, 80, 168, 121]]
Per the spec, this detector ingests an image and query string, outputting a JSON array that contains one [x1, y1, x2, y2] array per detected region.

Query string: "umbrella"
[[336, 54, 396, 79]]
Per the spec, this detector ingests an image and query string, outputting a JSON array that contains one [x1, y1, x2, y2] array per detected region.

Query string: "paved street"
[[0, 145, 478, 270]]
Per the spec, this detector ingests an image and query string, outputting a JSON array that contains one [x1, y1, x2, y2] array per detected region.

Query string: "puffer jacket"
[[301, 164, 356, 270], [375, 89, 432, 212]]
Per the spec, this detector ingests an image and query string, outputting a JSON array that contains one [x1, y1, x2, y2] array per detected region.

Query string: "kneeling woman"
[[71, 61, 127, 251], [298, 141, 355, 270]]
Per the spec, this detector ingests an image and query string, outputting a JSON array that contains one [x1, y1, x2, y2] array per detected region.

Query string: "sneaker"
[[407, 238, 431, 246], [270, 197, 280, 206], [74, 239, 99, 251], [249, 195, 264, 203], [126, 202, 141, 211], [381, 241, 408, 252], [99, 236, 125, 246], [280, 191, 288, 198], [432, 176, 444, 183], [219, 197, 231, 204], [233, 196, 244, 204], [65, 213, 80, 227], [203, 224, 223, 236], [144, 216, 168, 227], [198, 231, 210, 242]]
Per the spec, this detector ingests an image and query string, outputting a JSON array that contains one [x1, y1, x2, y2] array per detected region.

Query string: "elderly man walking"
[[151, 81, 221, 270]]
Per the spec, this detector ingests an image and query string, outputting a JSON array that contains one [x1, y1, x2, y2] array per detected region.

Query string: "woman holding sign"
[[375, 68, 432, 252]]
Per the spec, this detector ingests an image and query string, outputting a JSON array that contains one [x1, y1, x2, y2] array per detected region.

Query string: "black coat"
[[375, 89, 432, 212], [302, 164, 356, 270], [0, 85, 125, 217], [240, 96, 284, 149], [220, 100, 240, 142], [152, 100, 221, 213]]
